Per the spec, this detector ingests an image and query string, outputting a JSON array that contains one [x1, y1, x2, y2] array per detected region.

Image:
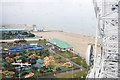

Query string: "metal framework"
[[87, 0, 120, 78]]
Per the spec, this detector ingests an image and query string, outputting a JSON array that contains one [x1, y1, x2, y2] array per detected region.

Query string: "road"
[[39, 68, 83, 78]]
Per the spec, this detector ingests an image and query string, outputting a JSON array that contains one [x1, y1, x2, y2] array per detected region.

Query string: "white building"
[[86, 44, 94, 66], [87, 0, 120, 78]]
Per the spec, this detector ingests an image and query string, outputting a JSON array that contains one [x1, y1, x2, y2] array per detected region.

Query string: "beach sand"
[[33, 32, 95, 58]]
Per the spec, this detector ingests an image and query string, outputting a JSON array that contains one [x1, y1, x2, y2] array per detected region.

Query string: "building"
[[86, 44, 94, 66], [49, 38, 73, 51], [87, 0, 120, 78], [2, 24, 35, 31]]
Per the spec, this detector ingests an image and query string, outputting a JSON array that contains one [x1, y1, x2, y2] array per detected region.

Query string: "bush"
[[21, 32, 28, 35], [28, 33, 35, 37]]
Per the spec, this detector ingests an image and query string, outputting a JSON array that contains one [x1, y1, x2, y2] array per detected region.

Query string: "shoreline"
[[35, 31, 95, 37], [32, 31, 95, 58]]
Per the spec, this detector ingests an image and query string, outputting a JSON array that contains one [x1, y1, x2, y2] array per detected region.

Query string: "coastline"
[[32, 31, 95, 58]]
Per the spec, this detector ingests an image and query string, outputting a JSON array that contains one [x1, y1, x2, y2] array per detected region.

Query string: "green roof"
[[49, 38, 72, 49]]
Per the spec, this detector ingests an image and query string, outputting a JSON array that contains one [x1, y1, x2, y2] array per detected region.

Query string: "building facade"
[[2, 24, 34, 31], [87, 0, 120, 78]]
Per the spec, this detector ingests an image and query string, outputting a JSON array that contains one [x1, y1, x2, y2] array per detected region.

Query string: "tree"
[[15, 32, 18, 35], [21, 32, 28, 35], [28, 33, 35, 37], [8, 31, 12, 35], [56, 67, 61, 71]]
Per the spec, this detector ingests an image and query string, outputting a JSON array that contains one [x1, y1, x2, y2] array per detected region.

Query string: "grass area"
[[55, 57, 89, 79], [27, 40, 39, 43], [71, 57, 88, 69], [33, 66, 78, 78], [55, 69, 88, 79], [38, 39, 47, 46], [57, 50, 89, 69], [58, 51, 74, 58], [33, 71, 53, 78]]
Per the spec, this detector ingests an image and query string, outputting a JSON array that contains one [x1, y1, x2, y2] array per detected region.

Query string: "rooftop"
[[49, 38, 72, 49]]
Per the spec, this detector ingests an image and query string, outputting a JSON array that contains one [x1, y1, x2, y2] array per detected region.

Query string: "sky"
[[1, 0, 97, 36]]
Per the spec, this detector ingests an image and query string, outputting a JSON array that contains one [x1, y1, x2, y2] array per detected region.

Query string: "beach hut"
[[9, 49, 25, 52]]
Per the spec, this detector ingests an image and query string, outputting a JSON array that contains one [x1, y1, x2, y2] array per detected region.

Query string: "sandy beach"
[[33, 32, 95, 58]]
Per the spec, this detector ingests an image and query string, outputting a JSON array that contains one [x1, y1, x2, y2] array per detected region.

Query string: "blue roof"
[[9, 49, 25, 52], [9, 47, 21, 50], [9, 47, 16, 50], [28, 48, 35, 50], [34, 46, 44, 50], [21, 45, 33, 49], [37, 44, 42, 47], [8, 44, 44, 52]]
